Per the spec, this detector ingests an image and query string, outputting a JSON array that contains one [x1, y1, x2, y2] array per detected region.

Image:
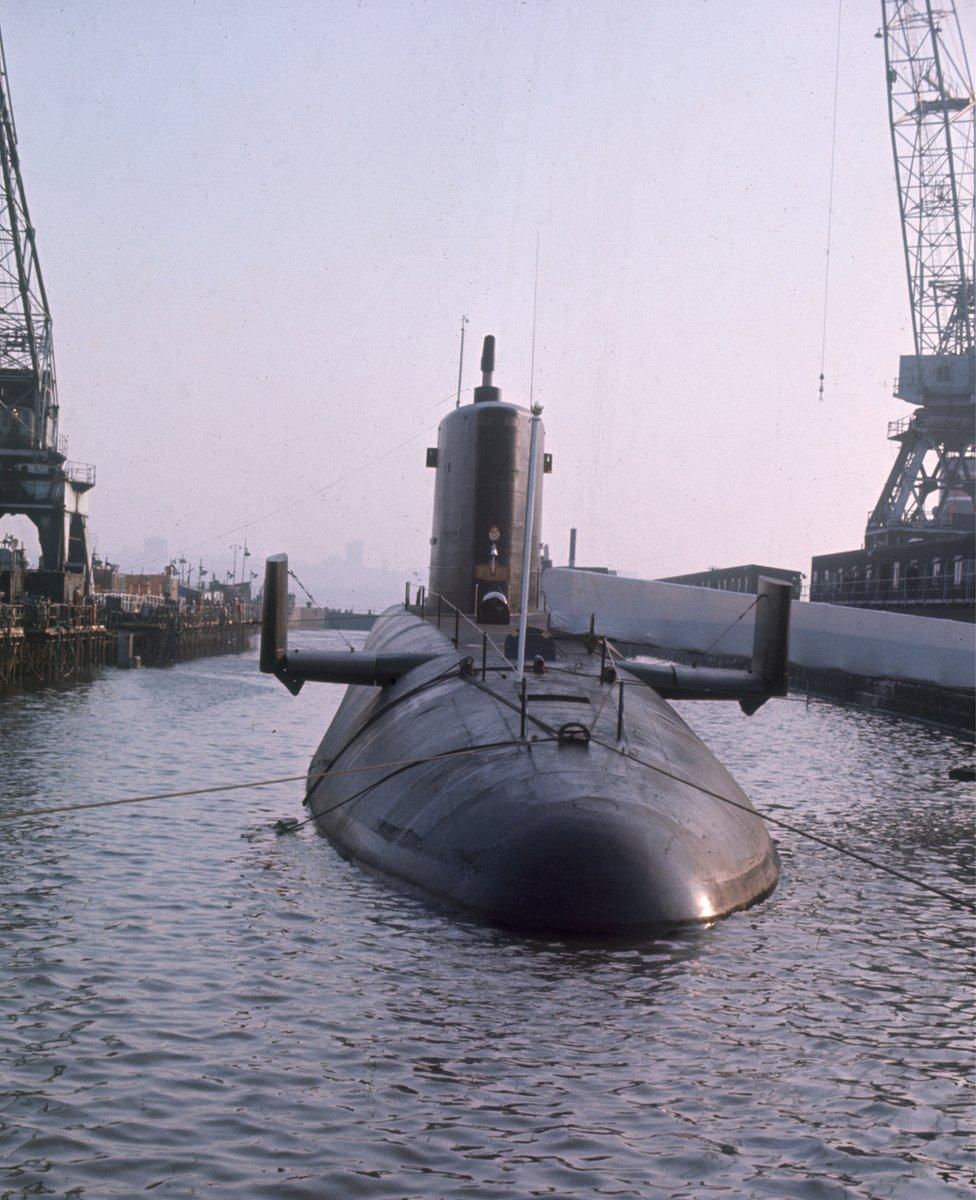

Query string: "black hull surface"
[[305, 608, 780, 936]]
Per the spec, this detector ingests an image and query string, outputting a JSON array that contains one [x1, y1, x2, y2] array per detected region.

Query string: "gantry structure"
[[867, 0, 975, 547], [0, 27, 93, 583]]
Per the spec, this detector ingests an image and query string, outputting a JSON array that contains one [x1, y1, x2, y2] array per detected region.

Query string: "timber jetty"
[[0, 600, 109, 688], [0, 595, 255, 690], [108, 598, 256, 668]]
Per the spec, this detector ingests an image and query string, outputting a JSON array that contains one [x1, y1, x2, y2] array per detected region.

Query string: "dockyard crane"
[[867, 0, 975, 547], [0, 30, 57, 452], [0, 26, 94, 583]]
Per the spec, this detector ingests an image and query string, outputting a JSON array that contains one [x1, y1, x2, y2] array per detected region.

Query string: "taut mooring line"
[[2, 725, 971, 915], [0, 744, 521, 821]]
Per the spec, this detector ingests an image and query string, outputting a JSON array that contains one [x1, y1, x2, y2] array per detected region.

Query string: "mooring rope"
[[1, 687, 971, 914], [694, 594, 761, 660], [160, 387, 466, 570], [585, 733, 975, 913], [286, 735, 558, 832], [317, 656, 470, 777], [286, 569, 357, 652], [0, 743, 523, 822]]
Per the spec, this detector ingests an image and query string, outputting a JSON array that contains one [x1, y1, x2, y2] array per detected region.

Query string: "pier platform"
[[0, 605, 111, 689], [110, 612, 257, 667], [0, 600, 257, 691]]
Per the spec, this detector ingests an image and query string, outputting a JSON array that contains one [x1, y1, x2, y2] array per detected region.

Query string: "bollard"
[[481, 631, 487, 680], [520, 677, 527, 739]]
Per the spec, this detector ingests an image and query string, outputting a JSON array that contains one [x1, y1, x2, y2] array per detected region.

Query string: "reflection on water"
[[1, 633, 973, 1199]]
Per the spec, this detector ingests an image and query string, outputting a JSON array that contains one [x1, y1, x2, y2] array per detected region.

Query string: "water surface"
[[1, 632, 973, 1198]]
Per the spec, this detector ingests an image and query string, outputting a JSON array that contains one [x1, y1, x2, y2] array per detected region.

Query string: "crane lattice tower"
[[0, 28, 93, 581], [868, 0, 975, 549]]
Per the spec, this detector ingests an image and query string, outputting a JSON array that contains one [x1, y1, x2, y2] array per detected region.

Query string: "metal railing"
[[0, 598, 102, 633], [0, 592, 256, 636], [810, 570, 975, 608], [408, 584, 517, 672], [96, 592, 253, 625], [866, 510, 971, 536], [887, 414, 915, 439], [64, 460, 96, 486]]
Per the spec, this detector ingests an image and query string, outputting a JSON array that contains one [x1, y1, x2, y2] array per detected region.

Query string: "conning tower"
[[426, 335, 547, 617]]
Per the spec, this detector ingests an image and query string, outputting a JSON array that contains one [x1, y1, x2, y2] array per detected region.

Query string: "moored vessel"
[[261, 334, 791, 934]]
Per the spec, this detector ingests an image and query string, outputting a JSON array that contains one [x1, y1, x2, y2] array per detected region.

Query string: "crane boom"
[[0, 25, 58, 452], [883, 0, 974, 361], [865, 0, 975, 547], [0, 23, 93, 583]]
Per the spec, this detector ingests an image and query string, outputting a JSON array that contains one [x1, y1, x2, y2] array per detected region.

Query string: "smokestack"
[[568, 527, 577, 568], [473, 335, 500, 403]]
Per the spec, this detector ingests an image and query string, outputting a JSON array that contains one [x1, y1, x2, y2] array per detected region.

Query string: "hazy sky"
[[3, 1, 973, 587]]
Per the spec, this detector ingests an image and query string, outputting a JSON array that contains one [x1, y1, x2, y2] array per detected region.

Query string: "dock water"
[[1, 628, 971, 1199]]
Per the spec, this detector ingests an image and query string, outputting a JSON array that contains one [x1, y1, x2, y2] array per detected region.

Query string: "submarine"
[[260, 335, 791, 936]]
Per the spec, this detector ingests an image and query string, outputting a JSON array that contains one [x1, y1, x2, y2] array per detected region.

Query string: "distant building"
[[657, 564, 803, 599], [810, 539, 974, 623], [117, 568, 178, 601], [345, 539, 364, 566]]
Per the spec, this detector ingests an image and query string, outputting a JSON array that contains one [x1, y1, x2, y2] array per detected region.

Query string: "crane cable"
[[819, 0, 844, 402], [161, 385, 464, 569], [286, 569, 357, 652]]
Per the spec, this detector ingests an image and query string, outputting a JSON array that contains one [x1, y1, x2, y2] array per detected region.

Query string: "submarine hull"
[[305, 608, 780, 936]]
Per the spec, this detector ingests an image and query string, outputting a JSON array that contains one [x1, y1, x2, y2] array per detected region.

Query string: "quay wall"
[[542, 568, 975, 691]]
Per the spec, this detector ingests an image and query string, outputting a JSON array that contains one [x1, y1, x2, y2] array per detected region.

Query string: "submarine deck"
[[304, 602, 780, 932], [412, 606, 596, 675]]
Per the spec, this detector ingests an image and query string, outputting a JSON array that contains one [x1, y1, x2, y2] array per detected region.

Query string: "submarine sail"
[[427, 334, 545, 622], [261, 334, 790, 936]]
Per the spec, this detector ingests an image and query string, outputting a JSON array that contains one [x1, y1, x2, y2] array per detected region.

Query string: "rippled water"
[[1, 631, 973, 1199]]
